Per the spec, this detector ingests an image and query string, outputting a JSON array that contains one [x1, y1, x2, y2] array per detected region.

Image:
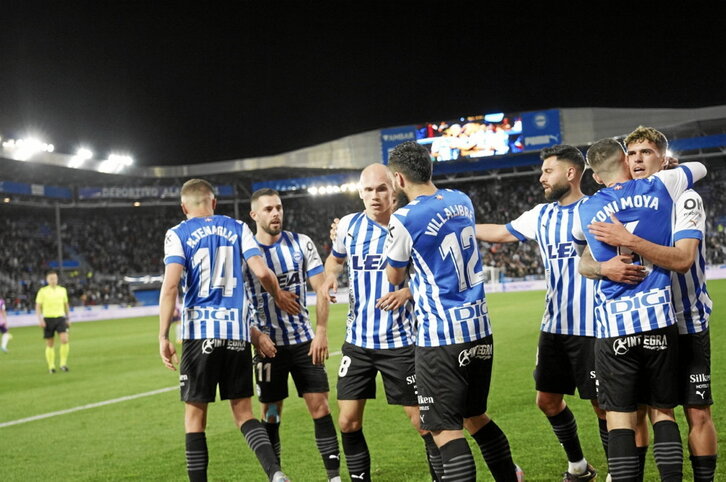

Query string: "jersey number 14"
[[192, 246, 237, 297]]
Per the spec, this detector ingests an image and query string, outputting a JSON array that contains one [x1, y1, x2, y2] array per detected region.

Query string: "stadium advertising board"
[[78, 184, 234, 200], [0, 180, 72, 199], [414, 109, 561, 162], [380, 126, 417, 164]]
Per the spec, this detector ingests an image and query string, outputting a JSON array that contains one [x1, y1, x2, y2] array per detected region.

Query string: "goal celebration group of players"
[[158, 125, 715, 482]]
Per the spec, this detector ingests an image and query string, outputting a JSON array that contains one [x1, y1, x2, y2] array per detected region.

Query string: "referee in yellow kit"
[[36, 270, 71, 373]]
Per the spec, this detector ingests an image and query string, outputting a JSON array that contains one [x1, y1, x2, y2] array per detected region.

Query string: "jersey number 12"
[[439, 226, 484, 291]]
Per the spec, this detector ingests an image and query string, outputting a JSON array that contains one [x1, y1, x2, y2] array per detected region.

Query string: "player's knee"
[[338, 414, 362, 433], [535, 393, 564, 416]]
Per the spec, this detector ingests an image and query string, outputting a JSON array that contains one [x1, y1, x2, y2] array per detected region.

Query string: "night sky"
[[2, 3, 725, 167]]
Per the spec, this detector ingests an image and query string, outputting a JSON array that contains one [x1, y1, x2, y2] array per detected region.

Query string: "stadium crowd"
[[2, 161, 725, 312]]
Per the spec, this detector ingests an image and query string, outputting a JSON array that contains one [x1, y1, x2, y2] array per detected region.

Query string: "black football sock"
[[636, 445, 648, 482], [422, 433, 443, 481], [341, 429, 370, 481], [241, 419, 281, 479], [690, 454, 717, 482], [608, 429, 638, 482], [547, 406, 585, 464], [439, 438, 476, 482], [262, 420, 281, 464], [313, 414, 341, 479], [185, 432, 208, 482], [598, 417, 610, 469], [471, 420, 518, 482], [652, 421, 683, 482]]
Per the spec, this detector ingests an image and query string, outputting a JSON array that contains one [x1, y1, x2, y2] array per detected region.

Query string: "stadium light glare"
[[69, 148, 94, 168], [99, 153, 134, 173], [3, 137, 55, 160], [307, 186, 319, 195], [133, 201, 141, 207], [3, 197, 10, 203], [666, 149, 674, 158]]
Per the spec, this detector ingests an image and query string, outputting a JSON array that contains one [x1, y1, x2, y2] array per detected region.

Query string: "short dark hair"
[[586, 138, 626, 171], [250, 188, 280, 205], [540, 144, 585, 171], [46, 270, 58, 276], [387, 141, 432, 184]]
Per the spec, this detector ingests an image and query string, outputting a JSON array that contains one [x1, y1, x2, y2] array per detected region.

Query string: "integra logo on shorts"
[[202, 339, 224, 354], [606, 288, 670, 315], [612, 334, 667, 355], [226, 340, 246, 352], [458, 343, 493, 367]]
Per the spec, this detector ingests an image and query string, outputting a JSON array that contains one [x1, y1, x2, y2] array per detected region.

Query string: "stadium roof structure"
[[1, 105, 726, 205]]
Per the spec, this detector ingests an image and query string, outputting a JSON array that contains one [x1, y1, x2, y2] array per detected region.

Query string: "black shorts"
[[179, 339, 253, 403], [678, 329, 713, 406], [534, 332, 597, 400], [595, 325, 679, 412], [336, 342, 417, 406], [43, 317, 68, 338], [254, 340, 330, 403], [415, 337, 493, 431]]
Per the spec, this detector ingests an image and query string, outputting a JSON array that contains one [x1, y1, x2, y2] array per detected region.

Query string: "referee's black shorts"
[[43, 317, 68, 338]]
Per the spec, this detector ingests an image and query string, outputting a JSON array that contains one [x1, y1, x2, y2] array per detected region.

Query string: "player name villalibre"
[[590, 194, 660, 223], [185, 225, 239, 248], [424, 203, 475, 236]]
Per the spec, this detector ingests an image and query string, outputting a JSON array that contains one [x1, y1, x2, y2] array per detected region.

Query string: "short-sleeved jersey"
[[35, 286, 68, 318], [164, 214, 261, 341], [386, 189, 491, 347], [332, 212, 414, 349], [506, 199, 597, 336], [671, 189, 712, 334], [572, 163, 706, 338], [244, 231, 323, 345]]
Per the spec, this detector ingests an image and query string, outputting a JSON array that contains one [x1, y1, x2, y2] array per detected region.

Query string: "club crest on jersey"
[[350, 254, 385, 271]]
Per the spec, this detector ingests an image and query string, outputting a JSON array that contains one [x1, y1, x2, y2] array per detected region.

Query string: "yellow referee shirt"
[[36, 286, 69, 318]]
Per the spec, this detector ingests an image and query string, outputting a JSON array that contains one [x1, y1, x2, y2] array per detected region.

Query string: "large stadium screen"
[[416, 112, 524, 162]]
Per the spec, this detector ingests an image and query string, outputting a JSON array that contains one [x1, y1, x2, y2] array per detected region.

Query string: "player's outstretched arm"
[[247, 255, 301, 315], [588, 214, 698, 274], [475, 223, 518, 243], [578, 245, 646, 284], [308, 272, 330, 365], [375, 287, 412, 311], [159, 263, 183, 370]]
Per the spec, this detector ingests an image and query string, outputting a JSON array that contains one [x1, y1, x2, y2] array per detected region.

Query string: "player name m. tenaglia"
[[589, 194, 660, 223], [185, 225, 239, 248], [425, 204, 475, 236]]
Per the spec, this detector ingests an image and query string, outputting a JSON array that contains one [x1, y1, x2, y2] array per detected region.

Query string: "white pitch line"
[[1, 351, 344, 429], [0, 386, 177, 428]]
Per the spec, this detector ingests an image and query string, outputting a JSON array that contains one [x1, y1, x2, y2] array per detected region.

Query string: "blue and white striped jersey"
[[386, 189, 492, 347], [164, 215, 261, 341], [671, 189, 712, 334], [506, 199, 597, 336], [332, 212, 414, 349], [572, 163, 706, 338], [244, 231, 323, 345]]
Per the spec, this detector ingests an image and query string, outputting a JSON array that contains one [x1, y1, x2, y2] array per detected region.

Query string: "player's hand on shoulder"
[[159, 337, 179, 371], [274, 290, 301, 315], [664, 155, 680, 170], [329, 218, 340, 242]]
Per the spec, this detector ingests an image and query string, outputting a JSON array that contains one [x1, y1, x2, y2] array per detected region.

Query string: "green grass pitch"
[[1, 280, 724, 481]]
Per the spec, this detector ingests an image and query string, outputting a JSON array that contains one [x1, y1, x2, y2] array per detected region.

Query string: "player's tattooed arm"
[[159, 263, 183, 370], [474, 223, 518, 243], [589, 214, 698, 274], [578, 245, 646, 284], [375, 287, 412, 311], [250, 326, 277, 358]]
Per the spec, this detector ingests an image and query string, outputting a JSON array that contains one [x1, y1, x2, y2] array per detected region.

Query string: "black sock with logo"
[[341, 429, 370, 481], [313, 414, 340, 479]]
